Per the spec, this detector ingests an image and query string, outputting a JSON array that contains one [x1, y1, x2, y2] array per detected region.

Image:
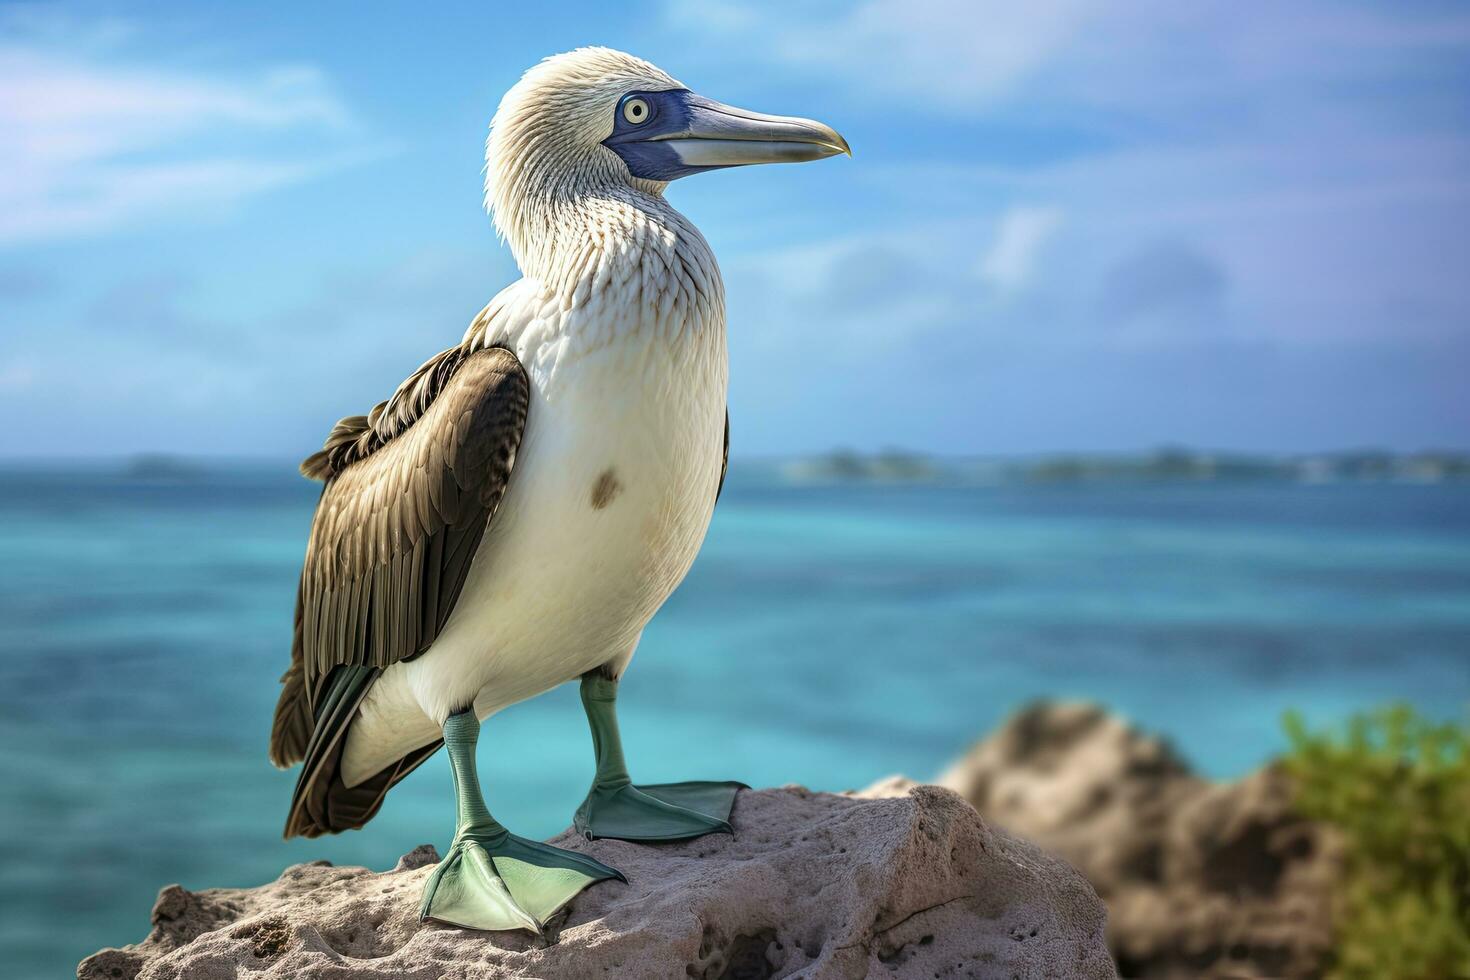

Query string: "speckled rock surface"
[[79, 786, 1116, 980]]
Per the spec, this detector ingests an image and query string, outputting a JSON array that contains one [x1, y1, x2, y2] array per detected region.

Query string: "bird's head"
[[486, 47, 848, 260]]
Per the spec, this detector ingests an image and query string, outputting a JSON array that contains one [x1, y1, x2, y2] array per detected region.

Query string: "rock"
[[881, 703, 1341, 979], [79, 786, 1117, 980]]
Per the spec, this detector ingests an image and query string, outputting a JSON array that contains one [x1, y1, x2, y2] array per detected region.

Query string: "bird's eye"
[[622, 97, 651, 125]]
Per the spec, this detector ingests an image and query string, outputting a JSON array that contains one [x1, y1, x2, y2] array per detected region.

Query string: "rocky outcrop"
[[869, 703, 1341, 979], [80, 786, 1117, 980]]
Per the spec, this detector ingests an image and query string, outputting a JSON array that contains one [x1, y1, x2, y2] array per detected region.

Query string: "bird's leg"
[[420, 708, 623, 934], [572, 671, 745, 842]]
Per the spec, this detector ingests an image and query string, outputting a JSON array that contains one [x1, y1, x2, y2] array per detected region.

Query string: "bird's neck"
[[510, 186, 724, 335], [523, 189, 717, 290]]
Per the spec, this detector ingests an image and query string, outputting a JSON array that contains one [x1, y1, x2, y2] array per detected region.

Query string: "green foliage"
[[1283, 705, 1470, 980]]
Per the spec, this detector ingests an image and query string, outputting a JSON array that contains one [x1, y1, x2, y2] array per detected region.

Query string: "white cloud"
[[977, 206, 1063, 291], [668, 0, 1470, 119], [0, 15, 362, 244], [670, 0, 1099, 107]]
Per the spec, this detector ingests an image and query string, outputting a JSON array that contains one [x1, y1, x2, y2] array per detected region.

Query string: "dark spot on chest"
[[590, 467, 623, 510]]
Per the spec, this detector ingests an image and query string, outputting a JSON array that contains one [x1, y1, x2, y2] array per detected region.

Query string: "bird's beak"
[[604, 90, 849, 181], [651, 94, 850, 168]]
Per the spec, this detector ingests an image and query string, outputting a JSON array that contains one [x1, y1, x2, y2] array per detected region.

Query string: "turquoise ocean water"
[[2, 463, 1468, 977]]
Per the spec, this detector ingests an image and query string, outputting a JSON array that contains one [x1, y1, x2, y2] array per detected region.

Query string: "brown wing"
[[270, 345, 528, 837]]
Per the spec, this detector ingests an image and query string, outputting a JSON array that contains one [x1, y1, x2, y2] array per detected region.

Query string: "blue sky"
[[2, 0, 1468, 457]]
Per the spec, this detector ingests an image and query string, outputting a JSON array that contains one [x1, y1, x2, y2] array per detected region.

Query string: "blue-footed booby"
[[268, 47, 848, 934]]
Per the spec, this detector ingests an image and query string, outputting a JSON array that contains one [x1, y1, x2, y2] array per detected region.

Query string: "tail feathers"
[[283, 665, 441, 839]]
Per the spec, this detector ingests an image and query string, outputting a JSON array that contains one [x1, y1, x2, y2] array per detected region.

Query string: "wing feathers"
[[299, 345, 527, 684], [271, 346, 529, 835], [716, 409, 729, 503]]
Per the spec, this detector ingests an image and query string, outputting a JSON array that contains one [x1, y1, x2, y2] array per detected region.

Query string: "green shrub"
[[1283, 705, 1470, 980]]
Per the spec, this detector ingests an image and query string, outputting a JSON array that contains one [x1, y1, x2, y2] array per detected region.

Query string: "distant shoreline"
[[776, 447, 1470, 486], [1, 447, 1469, 486]]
